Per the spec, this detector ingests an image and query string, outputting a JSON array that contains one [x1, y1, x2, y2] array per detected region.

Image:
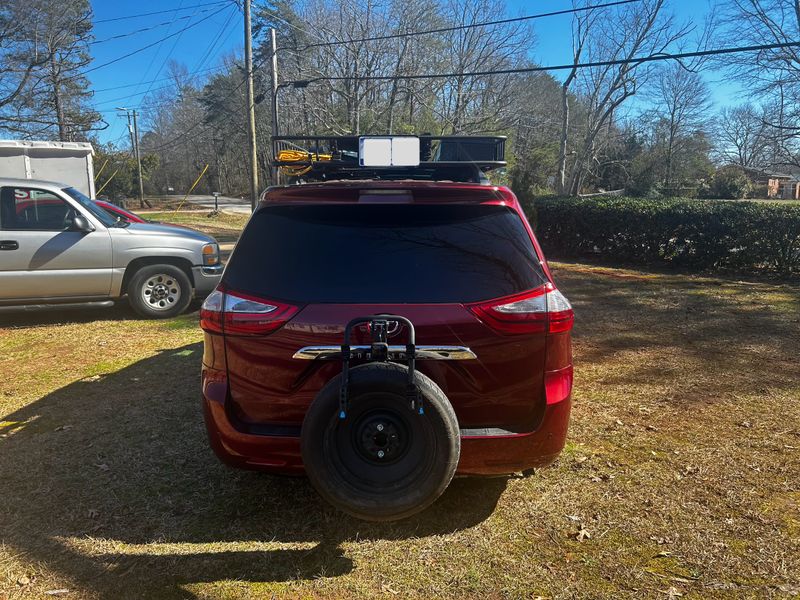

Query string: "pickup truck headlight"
[[202, 243, 220, 266]]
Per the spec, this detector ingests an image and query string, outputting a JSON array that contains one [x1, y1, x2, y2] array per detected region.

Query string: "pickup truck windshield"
[[62, 187, 120, 227]]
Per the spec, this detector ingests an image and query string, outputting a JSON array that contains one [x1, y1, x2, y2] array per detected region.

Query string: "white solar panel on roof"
[[359, 136, 420, 167]]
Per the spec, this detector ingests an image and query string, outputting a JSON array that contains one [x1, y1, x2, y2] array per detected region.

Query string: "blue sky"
[[90, 1, 241, 146], [89, 0, 737, 145]]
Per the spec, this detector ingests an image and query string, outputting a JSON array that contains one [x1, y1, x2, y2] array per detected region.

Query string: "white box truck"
[[0, 140, 95, 198]]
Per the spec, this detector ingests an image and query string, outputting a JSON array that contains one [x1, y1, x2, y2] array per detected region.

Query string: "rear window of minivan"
[[223, 203, 546, 303]]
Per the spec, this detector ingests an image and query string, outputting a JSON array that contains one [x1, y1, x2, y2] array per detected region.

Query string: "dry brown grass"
[[1, 247, 798, 598], [139, 210, 249, 245]]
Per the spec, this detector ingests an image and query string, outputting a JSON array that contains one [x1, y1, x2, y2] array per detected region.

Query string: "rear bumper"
[[202, 368, 571, 476]]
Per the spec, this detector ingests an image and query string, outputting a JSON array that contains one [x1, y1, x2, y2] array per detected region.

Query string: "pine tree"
[[0, 0, 100, 141]]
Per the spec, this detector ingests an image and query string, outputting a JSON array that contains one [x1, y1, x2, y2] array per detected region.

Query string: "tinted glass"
[[224, 204, 546, 303], [62, 187, 118, 227], [0, 187, 72, 230]]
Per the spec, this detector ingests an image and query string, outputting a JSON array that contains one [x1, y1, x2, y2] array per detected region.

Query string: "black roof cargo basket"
[[272, 135, 506, 184]]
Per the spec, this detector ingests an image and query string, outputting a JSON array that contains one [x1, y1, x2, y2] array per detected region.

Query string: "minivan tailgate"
[[225, 303, 547, 431]]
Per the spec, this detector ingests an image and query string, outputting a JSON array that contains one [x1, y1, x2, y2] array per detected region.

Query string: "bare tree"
[[719, 1, 800, 165], [559, 0, 692, 196], [646, 62, 711, 186], [714, 103, 773, 167], [255, 0, 532, 137], [557, 4, 592, 194], [435, 0, 532, 134]]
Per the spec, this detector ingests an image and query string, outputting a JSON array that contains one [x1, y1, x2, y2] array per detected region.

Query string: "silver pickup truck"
[[0, 177, 223, 318]]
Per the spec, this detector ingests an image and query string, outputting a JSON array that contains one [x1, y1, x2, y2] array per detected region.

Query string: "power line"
[[280, 41, 800, 84], [95, 2, 220, 140], [130, 0, 193, 97], [91, 5, 229, 45], [93, 66, 224, 93], [146, 119, 214, 151], [190, 5, 240, 76], [278, 0, 642, 52], [84, 6, 229, 74], [93, 62, 228, 109], [267, 11, 336, 46], [139, 1, 648, 152], [142, 58, 260, 152], [138, 30, 800, 154], [138, 1, 220, 106], [93, 6, 239, 113], [94, 1, 230, 24]]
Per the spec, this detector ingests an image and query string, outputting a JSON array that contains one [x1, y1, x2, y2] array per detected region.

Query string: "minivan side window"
[[0, 187, 74, 231]]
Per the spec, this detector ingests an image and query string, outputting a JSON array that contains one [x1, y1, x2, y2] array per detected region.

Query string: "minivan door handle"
[[0, 240, 19, 251]]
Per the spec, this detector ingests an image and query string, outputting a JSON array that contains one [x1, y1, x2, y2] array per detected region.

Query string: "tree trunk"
[[353, 54, 361, 134], [50, 53, 68, 141], [451, 75, 466, 133], [557, 84, 570, 195], [664, 113, 677, 188], [664, 135, 674, 188]]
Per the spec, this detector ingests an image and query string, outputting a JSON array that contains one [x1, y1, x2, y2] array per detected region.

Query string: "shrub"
[[701, 166, 751, 199], [531, 196, 800, 276]]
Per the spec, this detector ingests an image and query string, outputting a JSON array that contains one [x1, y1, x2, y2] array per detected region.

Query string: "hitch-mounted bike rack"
[[339, 315, 421, 419]]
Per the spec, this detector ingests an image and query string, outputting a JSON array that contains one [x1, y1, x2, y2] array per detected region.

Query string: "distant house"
[[741, 166, 799, 199]]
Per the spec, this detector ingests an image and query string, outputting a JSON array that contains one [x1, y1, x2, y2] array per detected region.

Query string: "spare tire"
[[301, 362, 460, 521]]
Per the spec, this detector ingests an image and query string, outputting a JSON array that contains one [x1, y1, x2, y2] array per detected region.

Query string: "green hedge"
[[530, 196, 800, 276]]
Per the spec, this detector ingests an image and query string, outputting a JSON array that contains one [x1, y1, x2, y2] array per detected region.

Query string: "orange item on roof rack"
[[277, 149, 332, 177]]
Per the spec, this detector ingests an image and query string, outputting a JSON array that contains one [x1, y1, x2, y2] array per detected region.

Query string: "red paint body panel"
[[202, 363, 571, 475], [225, 303, 546, 429], [202, 183, 573, 476], [94, 200, 147, 223]]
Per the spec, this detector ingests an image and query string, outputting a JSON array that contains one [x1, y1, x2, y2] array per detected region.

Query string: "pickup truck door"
[[0, 185, 112, 301]]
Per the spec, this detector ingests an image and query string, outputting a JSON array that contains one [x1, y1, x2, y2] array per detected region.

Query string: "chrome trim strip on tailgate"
[[292, 345, 476, 360]]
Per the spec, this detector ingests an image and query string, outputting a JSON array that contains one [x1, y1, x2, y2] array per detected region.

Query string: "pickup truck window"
[[0, 186, 73, 231]]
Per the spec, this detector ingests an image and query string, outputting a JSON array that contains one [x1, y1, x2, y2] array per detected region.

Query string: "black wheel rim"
[[351, 408, 411, 465], [326, 392, 437, 494]]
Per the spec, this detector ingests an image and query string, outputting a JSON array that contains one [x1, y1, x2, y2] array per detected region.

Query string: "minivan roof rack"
[[272, 135, 506, 184]]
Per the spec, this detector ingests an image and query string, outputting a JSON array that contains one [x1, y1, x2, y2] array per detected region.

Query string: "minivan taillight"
[[467, 283, 573, 334], [199, 289, 225, 332], [200, 289, 299, 335]]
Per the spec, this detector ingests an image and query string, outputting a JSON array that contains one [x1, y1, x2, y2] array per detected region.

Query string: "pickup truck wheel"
[[128, 265, 192, 319], [301, 362, 460, 522]]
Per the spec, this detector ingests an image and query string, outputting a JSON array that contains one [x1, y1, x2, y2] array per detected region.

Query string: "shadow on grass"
[[555, 266, 800, 399], [0, 303, 137, 329], [0, 302, 206, 330], [0, 343, 506, 599]]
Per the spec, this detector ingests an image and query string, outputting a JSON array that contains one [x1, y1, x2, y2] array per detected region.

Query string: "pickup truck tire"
[[301, 362, 460, 522], [128, 264, 192, 319]]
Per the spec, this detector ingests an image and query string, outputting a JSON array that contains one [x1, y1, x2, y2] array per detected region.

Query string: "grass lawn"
[[1, 211, 799, 599]]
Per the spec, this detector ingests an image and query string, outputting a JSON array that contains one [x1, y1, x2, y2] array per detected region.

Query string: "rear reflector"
[[200, 289, 299, 335], [545, 366, 573, 404], [467, 283, 573, 335]]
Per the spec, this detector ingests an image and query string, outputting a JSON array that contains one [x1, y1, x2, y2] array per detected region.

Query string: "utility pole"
[[118, 107, 149, 209], [270, 27, 280, 186], [244, 0, 259, 211], [132, 110, 146, 209]]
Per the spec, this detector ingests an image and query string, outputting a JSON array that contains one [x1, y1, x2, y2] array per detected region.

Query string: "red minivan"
[[201, 141, 572, 521]]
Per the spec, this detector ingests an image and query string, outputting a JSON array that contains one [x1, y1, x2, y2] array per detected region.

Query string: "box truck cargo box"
[[0, 140, 95, 197]]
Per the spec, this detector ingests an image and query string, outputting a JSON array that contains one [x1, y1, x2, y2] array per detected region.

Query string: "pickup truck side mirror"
[[68, 215, 95, 233]]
